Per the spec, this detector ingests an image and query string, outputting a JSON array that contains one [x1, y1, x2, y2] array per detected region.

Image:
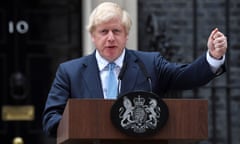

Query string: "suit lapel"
[[82, 53, 104, 98], [120, 50, 140, 95], [81, 50, 140, 98]]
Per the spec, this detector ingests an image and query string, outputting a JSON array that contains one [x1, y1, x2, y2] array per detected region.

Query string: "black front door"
[[0, 0, 82, 143]]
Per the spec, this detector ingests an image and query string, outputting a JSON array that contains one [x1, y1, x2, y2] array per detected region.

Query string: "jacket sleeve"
[[42, 64, 70, 137], [155, 53, 224, 90]]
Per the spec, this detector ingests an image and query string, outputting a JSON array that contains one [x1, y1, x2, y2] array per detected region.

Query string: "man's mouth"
[[106, 46, 116, 49]]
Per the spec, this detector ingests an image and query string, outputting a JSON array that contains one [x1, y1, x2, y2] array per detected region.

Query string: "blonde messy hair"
[[87, 2, 132, 35]]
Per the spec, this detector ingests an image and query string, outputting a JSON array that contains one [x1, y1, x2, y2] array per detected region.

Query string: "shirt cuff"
[[206, 51, 225, 73]]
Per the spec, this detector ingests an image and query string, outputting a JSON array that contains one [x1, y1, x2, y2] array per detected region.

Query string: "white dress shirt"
[[206, 50, 225, 73], [96, 49, 125, 99]]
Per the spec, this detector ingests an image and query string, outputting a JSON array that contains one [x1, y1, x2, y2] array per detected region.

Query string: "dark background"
[[0, 0, 239, 144], [138, 1, 240, 144], [0, 0, 81, 143]]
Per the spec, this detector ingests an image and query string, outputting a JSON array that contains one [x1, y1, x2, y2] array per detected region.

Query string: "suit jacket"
[[42, 49, 223, 137]]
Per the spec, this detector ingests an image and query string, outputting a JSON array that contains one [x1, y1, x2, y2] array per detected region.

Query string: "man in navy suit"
[[42, 2, 227, 137]]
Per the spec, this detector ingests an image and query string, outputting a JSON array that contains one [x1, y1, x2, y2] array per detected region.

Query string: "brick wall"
[[138, 0, 240, 144]]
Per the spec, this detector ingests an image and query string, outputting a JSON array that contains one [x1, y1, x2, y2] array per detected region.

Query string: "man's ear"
[[90, 33, 95, 42]]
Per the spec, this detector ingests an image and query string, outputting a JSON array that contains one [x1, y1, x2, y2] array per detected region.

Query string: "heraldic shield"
[[110, 91, 169, 137]]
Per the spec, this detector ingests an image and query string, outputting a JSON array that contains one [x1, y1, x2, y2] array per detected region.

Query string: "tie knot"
[[108, 62, 116, 70]]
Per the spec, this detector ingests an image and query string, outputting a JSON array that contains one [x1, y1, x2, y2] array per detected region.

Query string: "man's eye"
[[113, 29, 121, 33], [101, 30, 108, 33]]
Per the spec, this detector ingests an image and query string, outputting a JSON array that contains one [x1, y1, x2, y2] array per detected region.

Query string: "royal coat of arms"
[[111, 91, 168, 136]]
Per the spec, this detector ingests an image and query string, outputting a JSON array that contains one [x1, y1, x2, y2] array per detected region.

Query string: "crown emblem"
[[133, 95, 145, 106]]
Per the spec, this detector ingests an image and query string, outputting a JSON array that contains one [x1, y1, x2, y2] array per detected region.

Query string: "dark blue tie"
[[107, 63, 117, 99]]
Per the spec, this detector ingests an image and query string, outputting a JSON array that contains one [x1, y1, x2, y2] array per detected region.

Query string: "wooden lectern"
[[57, 99, 208, 144]]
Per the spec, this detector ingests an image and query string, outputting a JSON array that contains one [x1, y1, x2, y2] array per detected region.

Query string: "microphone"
[[118, 62, 127, 80], [117, 62, 127, 96], [116, 58, 153, 97], [136, 59, 153, 92]]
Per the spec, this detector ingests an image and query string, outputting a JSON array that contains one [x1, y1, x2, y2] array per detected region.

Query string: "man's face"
[[91, 18, 128, 62]]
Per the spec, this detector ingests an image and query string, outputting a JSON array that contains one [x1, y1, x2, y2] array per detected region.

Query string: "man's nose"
[[107, 31, 115, 41]]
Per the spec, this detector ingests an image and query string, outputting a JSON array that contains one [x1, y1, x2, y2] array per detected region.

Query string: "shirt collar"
[[96, 49, 125, 71]]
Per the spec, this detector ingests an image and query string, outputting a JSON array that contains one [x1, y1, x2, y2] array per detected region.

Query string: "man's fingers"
[[209, 28, 219, 40], [214, 42, 225, 49], [213, 31, 225, 40], [213, 36, 226, 44]]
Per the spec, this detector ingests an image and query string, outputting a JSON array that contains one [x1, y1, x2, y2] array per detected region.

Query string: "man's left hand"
[[207, 28, 228, 59]]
